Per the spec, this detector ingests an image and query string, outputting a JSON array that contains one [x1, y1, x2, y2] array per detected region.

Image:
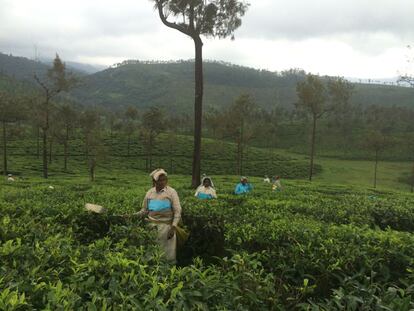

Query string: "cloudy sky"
[[1, 0, 413, 79]]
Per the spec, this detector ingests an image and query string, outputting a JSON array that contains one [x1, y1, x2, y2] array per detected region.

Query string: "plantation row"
[[1, 174, 414, 310], [3, 133, 321, 179]]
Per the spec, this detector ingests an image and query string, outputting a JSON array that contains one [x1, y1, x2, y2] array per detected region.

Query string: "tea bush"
[[1, 174, 414, 309]]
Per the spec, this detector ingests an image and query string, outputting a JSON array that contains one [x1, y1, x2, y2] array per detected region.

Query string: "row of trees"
[[201, 75, 414, 190], [2, 78, 413, 189], [2, 50, 414, 190], [0, 55, 170, 181], [1, 97, 169, 182]]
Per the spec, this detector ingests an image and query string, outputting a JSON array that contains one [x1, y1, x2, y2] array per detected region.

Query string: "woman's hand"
[[167, 225, 176, 239]]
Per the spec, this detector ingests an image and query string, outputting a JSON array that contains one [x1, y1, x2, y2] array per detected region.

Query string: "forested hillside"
[[1, 53, 413, 114]]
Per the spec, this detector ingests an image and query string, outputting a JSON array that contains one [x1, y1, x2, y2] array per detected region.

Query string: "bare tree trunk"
[[127, 134, 131, 157], [191, 37, 203, 188], [64, 126, 69, 171], [64, 142, 68, 171], [49, 139, 53, 164], [36, 127, 40, 159], [149, 135, 153, 172], [2, 121, 7, 175], [42, 128, 48, 179], [236, 140, 241, 175], [374, 149, 378, 188], [240, 119, 244, 176], [149, 152, 152, 171], [309, 115, 317, 181], [110, 125, 113, 150], [42, 97, 50, 179], [89, 158, 96, 182], [169, 140, 174, 174]]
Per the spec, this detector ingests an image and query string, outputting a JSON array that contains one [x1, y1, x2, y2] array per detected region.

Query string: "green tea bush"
[[1, 175, 414, 309]]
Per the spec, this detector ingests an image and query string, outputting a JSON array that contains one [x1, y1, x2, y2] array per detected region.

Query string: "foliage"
[[1, 173, 414, 309]]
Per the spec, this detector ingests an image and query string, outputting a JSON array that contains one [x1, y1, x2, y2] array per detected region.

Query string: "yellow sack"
[[175, 226, 190, 248]]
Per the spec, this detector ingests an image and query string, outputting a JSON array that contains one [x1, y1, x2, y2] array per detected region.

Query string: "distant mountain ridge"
[[1, 52, 413, 113], [39, 57, 107, 74]]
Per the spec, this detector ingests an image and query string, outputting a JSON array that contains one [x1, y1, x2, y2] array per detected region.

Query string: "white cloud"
[[0, 0, 412, 78]]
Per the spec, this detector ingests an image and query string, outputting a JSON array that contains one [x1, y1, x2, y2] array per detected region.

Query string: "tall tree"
[[123, 106, 139, 157], [106, 110, 122, 151], [362, 105, 394, 188], [296, 74, 328, 181], [405, 132, 414, 193], [165, 115, 179, 173], [140, 107, 165, 172], [80, 109, 106, 182], [327, 77, 355, 155], [54, 103, 78, 171], [363, 130, 391, 188], [151, 0, 249, 187], [222, 94, 257, 175], [204, 107, 222, 138], [33, 54, 76, 178], [0, 91, 26, 175]]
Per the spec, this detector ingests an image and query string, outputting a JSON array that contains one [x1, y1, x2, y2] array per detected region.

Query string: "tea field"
[[1, 172, 414, 310]]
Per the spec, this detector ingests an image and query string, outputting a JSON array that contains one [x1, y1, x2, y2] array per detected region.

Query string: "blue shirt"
[[234, 183, 252, 195]]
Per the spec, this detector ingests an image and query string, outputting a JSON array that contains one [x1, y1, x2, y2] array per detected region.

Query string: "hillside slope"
[[1, 53, 413, 113]]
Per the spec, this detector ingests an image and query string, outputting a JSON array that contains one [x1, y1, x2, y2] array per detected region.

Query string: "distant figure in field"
[[235, 177, 253, 195], [7, 174, 15, 182], [263, 175, 270, 183], [272, 176, 282, 191], [195, 176, 217, 199]]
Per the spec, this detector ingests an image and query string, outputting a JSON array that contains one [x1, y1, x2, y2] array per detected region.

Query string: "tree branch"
[[398, 75, 414, 87], [33, 75, 49, 94], [155, 1, 192, 37]]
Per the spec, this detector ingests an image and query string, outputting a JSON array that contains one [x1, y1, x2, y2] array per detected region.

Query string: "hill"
[[71, 60, 414, 113], [0, 52, 50, 81], [1, 53, 413, 113], [0, 52, 86, 83]]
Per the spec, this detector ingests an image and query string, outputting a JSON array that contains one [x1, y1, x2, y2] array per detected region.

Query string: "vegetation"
[[1, 46, 414, 310], [1, 172, 414, 309], [151, 0, 249, 187], [33, 54, 78, 178]]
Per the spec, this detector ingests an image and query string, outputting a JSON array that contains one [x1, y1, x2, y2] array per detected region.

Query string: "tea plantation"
[[1, 172, 414, 310]]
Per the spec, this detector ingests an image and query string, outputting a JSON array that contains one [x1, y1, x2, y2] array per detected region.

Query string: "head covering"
[[241, 176, 248, 182], [201, 176, 214, 188], [150, 168, 168, 181]]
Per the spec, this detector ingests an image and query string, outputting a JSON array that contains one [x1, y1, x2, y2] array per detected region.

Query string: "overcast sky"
[[1, 0, 413, 78]]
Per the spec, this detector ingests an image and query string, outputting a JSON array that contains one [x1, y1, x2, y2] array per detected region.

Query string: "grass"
[[315, 158, 412, 192], [268, 148, 413, 192]]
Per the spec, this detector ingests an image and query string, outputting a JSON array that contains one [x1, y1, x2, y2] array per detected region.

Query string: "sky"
[[0, 0, 413, 79]]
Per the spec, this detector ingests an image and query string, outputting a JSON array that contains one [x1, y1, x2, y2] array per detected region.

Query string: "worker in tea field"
[[195, 176, 217, 199], [234, 176, 253, 195], [272, 175, 282, 191], [7, 174, 15, 182], [134, 168, 182, 262]]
